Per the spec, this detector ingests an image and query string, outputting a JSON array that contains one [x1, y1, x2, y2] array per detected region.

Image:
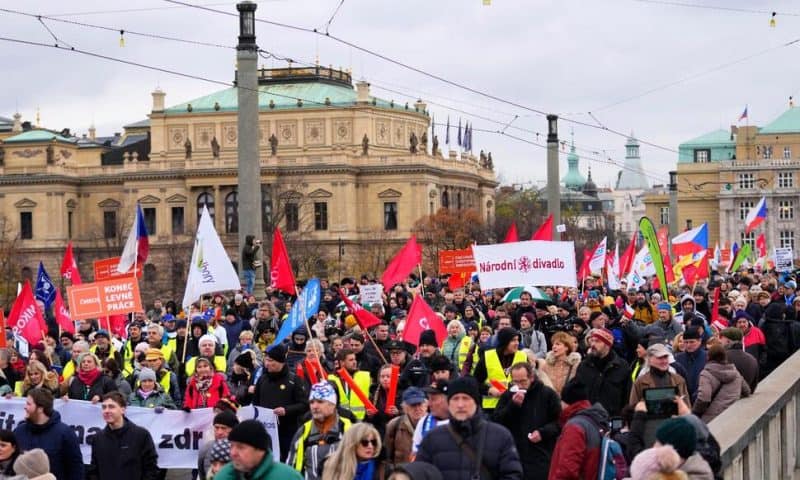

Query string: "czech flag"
[[117, 204, 149, 274], [744, 196, 767, 234], [671, 223, 708, 258]]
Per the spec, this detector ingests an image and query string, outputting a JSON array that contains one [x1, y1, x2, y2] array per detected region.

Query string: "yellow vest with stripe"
[[184, 355, 227, 376], [327, 372, 371, 420], [482, 348, 527, 409], [62, 360, 77, 382], [293, 416, 352, 471], [134, 369, 173, 394]]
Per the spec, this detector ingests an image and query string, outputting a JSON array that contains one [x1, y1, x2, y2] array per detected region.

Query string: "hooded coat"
[[692, 361, 751, 423]]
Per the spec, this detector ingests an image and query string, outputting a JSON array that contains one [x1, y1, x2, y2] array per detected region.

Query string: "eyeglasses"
[[359, 438, 378, 447]]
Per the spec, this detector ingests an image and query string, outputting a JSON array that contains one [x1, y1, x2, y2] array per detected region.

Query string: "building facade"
[[0, 67, 497, 303]]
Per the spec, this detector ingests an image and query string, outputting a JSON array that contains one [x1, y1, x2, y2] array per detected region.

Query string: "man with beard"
[[573, 328, 631, 417], [328, 348, 372, 420], [632, 290, 656, 325]]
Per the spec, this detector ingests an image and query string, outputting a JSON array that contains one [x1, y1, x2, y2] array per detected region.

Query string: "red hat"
[[591, 328, 614, 348]]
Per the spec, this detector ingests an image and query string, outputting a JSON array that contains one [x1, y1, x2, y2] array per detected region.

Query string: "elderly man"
[[215, 420, 301, 480], [90, 329, 122, 366], [185, 334, 227, 376], [385, 387, 428, 469], [628, 343, 689, 406]]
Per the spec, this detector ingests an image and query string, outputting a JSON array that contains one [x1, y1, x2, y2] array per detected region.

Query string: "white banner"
[[472, 240, 577, 289], [775, 247, 794, 272], [626, 246, 655, 289], [0, 398, 279, 468], [359, 284, 384, 304]]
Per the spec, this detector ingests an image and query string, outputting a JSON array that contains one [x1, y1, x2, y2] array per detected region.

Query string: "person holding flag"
[[327, 348, 373, 421], [473, 327, 527, 414]]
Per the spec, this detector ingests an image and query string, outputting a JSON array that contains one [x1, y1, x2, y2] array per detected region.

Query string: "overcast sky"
[[3, 0, 799, 189]]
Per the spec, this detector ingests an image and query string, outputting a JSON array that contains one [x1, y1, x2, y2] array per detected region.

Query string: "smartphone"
[[610, 417, 624, 431], [644, 386, 678, 418]]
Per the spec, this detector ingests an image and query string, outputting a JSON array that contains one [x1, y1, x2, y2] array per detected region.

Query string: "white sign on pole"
[[359, 284, 384, 304], [774, 247, 794, 272], [471, 240, 577, 289]]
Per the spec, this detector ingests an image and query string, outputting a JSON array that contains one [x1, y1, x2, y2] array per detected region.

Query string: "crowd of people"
[[1, 269, 799, 480]]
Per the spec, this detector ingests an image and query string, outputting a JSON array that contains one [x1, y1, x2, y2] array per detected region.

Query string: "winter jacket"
[[536, 352, 581, 395], [286, 414, 351, 480], [626, 317, 683, 345], [252, 365, 308, 461], [573, 350, 631, 416], [629, 368, 690, 406], [226, 371, 253, 406], [725, 342, 759, 392], [415, 414, 523, 480], [633, 302, 656, 325], [520, 327, 548, 358], [183, 373, 230, 409], [759, 315, 800, 375], [87, 418, 159, 480], [548, 400, 608, 480], [13, 411, 84, 480], [215, 449, 302, 480], [692, 361, 751, 423], [493, 380, 562, 480], [383, 414, 417, 469], [65, 372, 118, 400], [741, 325, 767, 366], [675, 349, 707, 403], [679, 452, 714, 480], [128, 387, 177, 409]]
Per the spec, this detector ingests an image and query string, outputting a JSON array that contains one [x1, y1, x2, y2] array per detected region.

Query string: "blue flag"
[[445, 116, 450, 145], [457, 118, 462, 146], [270, 278, 321, 347], [35, 261, 56, 310]]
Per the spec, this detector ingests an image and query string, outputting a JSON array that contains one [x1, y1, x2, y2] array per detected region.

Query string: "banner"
[[0, 398, 279, 468], [438, 248, 476, 275], [94, 257, 142, 281], [639, 217, 668, 299], [775, 247, 794, 272], [359, 284, 384, 305], [626, 246, 655, 290], [66, 277, 143, 321], [471, 240, 577, 289]]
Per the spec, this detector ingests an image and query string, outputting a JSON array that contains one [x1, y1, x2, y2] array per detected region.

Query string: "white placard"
[[775, 247, 794, 272], [471, 240, 577, 288], [359, 284, 384, 304]]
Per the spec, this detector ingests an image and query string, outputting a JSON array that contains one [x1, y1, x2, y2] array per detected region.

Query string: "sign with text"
[[439, 248, 476, 274], [471, 240, 577, 289], [359, 284, 384, 304], [775, 247, 794, 272], [66, 277, 143, 320], [94, 256, 142, 281]]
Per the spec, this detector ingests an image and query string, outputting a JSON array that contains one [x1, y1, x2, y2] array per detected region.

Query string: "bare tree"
[[0, 215, 26, 306], [413, 208, 491, 274]]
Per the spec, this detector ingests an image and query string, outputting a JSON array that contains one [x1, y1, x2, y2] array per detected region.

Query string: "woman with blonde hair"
[[322, 422, 383, 480], [536, 331, 581, 395], [17, 360, 60, 397]]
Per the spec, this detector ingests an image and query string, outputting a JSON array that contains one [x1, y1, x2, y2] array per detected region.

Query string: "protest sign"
[[94, 256, 142, 281], [66, 277, 143, 320], [0, 398, 279, 468], [471, 240, 576, 289], [438, 248, 476, 275], [774, 247, 794, 272], [359, 284, 384, 304]]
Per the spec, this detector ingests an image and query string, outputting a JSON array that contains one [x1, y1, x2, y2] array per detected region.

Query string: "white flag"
[[589, 236, 607, 274], [607, 243, 622, 290], [625, 246, 655, 290], [182, 206, 241, 310]]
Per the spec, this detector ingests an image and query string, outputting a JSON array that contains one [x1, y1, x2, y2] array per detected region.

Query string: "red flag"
[[711, 287, 720, 325], [339, 288, 381, 330], [695, 252, 710, 280], [402, 294, 447, 347], [0, 311, 6, 348], [656, 227, 675, 283], [54, 289, 74, 334], [620, 230, 637, 277], [756, 233, 767, 258], [531, 214, 553, 241], [107, 315, 128, 339], [503, 222, 519, 243], [683, 264, 698, 287], [447, 272, 467, 290], [577, 249, 592, 281], [380, 236, 422, 291], [7, 282, 46, 346], [60, 241, 82, 284], [269, 227, 297, 295]]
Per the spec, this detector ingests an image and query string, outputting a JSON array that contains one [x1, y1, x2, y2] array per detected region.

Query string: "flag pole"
[[366, 328, 388, 365], [418, 264, 425, 296]]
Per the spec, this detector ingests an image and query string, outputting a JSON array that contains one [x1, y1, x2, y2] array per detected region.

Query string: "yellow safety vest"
[[134, 370, 173, 394], [184, 355, 227, 376], [328, 372, 371, 420], [62, 360, 77, 382], [482, 348, 527, 409], [293, 417, 352, 472]]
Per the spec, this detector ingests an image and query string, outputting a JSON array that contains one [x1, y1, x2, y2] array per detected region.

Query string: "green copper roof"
[[679, 129, 734, 148], [760, 107, 800, 134], [3, 130, 77, 144], [164, 82, 400, 114], [562, 144, 586, 190]]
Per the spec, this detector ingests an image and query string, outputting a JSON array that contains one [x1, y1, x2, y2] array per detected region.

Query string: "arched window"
[[457, 192, 462, 210], [441, 190, 449, 209], [197, 192, 215, 225], [225, 191, 238, 233]]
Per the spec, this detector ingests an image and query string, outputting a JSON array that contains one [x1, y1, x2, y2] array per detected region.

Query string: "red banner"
[[54, 289, 75, 334], [439, 248, 476, 275], [7, 282, 46, 346], [66, 277, 143, 321], [94, 256, 141, 281]]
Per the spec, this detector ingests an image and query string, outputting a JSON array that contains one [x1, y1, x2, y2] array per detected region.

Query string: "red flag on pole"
[[756, 233, 767, 258], [107, 315, 128, 339], [682, 264, 698, 287], [380, 236, 422, 291], [577, 249, 592, 281], [656, 227, 675, 283], [339, 288, 382, 330], [0, 311, 6, 348], [402, 294, 447, 347], [7, 282, 46, 346], [269, 227, 297, 295], [54, 289, 74, 334], [60, 241, 82, 284], [620, 230, 638, 277], [531, 214, 553, 241], [503, 222, 519, 243], [695, 251, 710, 280]]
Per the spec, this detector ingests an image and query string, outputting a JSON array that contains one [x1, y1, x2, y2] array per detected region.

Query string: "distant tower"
[[616, 133, 649, 190], [582, 166, 598, 198], [561, 131, 587, 191]]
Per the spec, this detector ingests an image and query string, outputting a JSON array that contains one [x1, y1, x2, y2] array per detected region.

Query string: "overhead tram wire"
[[632, 0, 800, 17]]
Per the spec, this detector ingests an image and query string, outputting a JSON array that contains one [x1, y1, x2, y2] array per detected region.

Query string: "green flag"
[[730, 243, 752, 272], [639, 217, 669, 299]]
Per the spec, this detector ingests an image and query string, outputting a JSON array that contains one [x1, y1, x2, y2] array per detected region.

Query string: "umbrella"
[[501, 286, 550, 303], [336, 295, 362, 310]]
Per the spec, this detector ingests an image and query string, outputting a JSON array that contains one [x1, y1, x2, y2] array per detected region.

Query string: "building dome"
[[582, 167, 598, 198], [561, 134, 586, 191]]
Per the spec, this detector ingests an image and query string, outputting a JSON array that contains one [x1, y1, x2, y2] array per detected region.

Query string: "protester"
[[0, 430, 20, 477], [11, 448, 55, 480], [16, 360, 59, 398], [759, 302, 800, 377], [411, 381, 450, 455], [384, 386, 427, 469], [127, 367, 176, 409], [215, 420, 302, 480], [474, 327, 527, 413], [573, 328, 631, 416], [321, 423, 383, 480], [197, 411, 239, 480], [329, 349, 372, 420], [536, 331, 581, 396], [65, 352, 117, 402], [675, 328, 707, 403], [717, 327, 759, 392], [183, 357, 231, 410], [365, 364, 400, 439], [692, 344, 751, 423], [629, 343, 690, 406], [653, 417, 714, 479]]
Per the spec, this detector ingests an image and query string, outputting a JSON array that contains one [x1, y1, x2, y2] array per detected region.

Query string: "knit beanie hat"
[[234, 351, 255, 371], [590, 328, 614, 348], [429, 355, 452, 373], [560, 379, 589, 405], [495, 327, 519, 351], [630, 445, 687, 480], [657, 302, 672, 312], [14, 448, 50, 478], [145, 348, 164, 361], [655, 417, 697, 459], [138, 367, 157, 383], [309, 381, 338, 405], [213, 410, 240, 429], [446, 376, 481, 406], [266, 344, 286, 363], [209, 439, 231, 463], [419, 329, 438, 347], [227, 420, 271, 451], [719, 327, 743, 342]]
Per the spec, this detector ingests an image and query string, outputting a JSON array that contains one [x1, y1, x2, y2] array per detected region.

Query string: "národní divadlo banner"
[[471, 240, 577, 289], [0, 398, 279, 468]]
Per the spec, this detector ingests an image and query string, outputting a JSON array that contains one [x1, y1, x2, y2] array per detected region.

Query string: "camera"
[[609, 417, 624, 433]]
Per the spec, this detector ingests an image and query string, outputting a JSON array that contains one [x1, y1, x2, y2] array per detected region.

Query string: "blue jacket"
[[675, 349, 707, 403], [14, 411, 84, 480]]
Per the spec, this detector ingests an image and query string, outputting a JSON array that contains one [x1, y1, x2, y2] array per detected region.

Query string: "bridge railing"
[[708, 350, 800, 480]]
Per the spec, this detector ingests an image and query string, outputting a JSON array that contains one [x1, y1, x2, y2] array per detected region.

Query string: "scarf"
[[195, 376, 213, 394], [77, 368, 102, 387], [355, 460, 376, 480], [138, 388, 155, 399]]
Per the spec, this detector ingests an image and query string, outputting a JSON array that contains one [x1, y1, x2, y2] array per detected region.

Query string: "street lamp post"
[[546, 115, 560, 239], [668, 170, 678, 239]]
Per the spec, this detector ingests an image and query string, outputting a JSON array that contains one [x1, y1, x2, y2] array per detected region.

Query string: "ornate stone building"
[[0, 67, 497, 303]]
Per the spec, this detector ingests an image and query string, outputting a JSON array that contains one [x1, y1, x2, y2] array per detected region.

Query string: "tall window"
[[784, 146, 792, 159], [778, 171, 794, 188], [171, 207, 184, 235], [261, 185, 273, 233], [738, 173, 755, 189], [314, 202, 328, 231], [739, 201, 755, 220], [197, 192, 215, 224], [659, 206, 670, 226], [441, 190, 449, 209], [779, 200, 794, 220], [20, 212, 32, 239], [67, 211, 73, 239], [740, 231, 755, 247], [225, 191, 238, 234], [103, 211, 117, 239], [384, 202, 398, 230], [780, 230, 796, 249], [685, 219, 693, 230], [285, 203, 299, 231], [762, 146, 773, 159], [457, 192, 462, 210], [143, 207, 156, 235], [694, 149, 710, 163]]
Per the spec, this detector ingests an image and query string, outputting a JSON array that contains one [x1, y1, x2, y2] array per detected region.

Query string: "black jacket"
[[253, 364, 309, 458], [66, 373, 118, 401], [416, 414, 523, 480], [492, 380, 561, 480], [759, 315, 800, 375], [726, 343, 759, 392], [14, 411, 84, 480], [574, 350, 632, 417], [87, 418, 159, 480]]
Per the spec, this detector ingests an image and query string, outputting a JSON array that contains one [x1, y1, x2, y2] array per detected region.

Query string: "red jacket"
[[548, 400, 606, 480], [183, 373, 230, 409]]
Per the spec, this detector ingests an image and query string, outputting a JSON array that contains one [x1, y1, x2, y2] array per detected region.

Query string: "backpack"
[[568, 415, 629, 480]]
